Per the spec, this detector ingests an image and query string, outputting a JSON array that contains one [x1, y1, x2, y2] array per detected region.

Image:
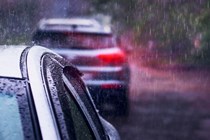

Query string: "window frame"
[[62, 75, 100, 140], [41, 54, 105, 140], [62, 66, 107, 140], [0, 76, 40, 140], [41, 55, 74, 140]]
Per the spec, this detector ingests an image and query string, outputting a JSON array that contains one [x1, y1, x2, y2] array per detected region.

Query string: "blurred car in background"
[[32, 18, 130, 116], [0, 45, 120, 140]]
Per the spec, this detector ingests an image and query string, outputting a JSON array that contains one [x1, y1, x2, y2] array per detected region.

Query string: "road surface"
[[106, 60, 210, 140]]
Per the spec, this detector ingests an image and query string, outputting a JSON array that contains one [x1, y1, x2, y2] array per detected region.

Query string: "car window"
[[63, 84, 94, 140], [0, 77, 36, 140], [42, 55, 96, 140], [34, 31, 116, 49], [63, 66, 106, 139]]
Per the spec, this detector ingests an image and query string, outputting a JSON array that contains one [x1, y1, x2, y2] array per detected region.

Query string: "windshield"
[[34, 32, 116, 49], [0, 78, 35, 140]]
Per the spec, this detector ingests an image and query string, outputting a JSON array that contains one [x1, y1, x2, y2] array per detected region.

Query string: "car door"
[[41, 53, 107, 140]]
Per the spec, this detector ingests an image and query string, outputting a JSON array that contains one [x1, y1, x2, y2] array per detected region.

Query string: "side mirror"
[[100, 117, 120, 140]]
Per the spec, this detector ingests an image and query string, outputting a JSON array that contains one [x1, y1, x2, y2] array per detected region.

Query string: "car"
[[32, 18, 130, 116], [0, 45, 120, 140]]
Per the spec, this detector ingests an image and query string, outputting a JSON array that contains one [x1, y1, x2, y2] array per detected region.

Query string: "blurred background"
[[1, 0, 210, 140], [1, 0, 210, 66]]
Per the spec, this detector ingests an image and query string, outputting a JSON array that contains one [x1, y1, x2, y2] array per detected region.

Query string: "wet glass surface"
[[34, 32, 115, 49], [0, 78, 35, 140]]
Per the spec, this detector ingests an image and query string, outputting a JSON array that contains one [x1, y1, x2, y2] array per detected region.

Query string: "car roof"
[[0, 45, 62, 139], [0, 45, 57, 79], [0, 45, 27, 78], [37, 18, 112, 34]]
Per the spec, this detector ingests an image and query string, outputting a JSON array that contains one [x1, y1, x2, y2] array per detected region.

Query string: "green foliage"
[[0, 0, 39, 44], [1, 0, 210, 65], [90, 0, 210, 65], [194, 5, 210, 65]]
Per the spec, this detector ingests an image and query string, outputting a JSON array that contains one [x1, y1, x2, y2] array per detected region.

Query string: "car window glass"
[[0, 78, 35, 140], [34, 32, 116, 49], [0, 90, 24, 140], [63, 85, 94, 140], [63, 66, 106, 139]]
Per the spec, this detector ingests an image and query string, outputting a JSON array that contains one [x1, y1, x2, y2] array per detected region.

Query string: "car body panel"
[[27, 46, 59, 140], [0, 46, 26, 78]]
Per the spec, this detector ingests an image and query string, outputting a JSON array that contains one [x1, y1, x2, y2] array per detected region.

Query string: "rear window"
[[33, 31, 116, 49], [0, 78, 35, 140]]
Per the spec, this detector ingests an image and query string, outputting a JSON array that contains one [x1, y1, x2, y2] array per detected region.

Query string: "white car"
[[0, 45, 120, 140]]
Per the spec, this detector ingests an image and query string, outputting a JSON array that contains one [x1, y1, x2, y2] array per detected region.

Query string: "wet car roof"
[[37, 18, 112, 34], [40, 18, 101, 27], [0, 45, 27, 78]]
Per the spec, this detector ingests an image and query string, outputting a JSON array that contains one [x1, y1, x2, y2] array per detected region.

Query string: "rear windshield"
[[0, 78, 35, 140], [33, 31, 116, 49]]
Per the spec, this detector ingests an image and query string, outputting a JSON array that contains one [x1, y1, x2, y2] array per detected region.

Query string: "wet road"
[[106, 62, 210, 140]]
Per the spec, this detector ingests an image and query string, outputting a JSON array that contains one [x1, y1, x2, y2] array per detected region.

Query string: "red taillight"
[[98, 51, 126, 65], [101, 84, 121, 89]]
